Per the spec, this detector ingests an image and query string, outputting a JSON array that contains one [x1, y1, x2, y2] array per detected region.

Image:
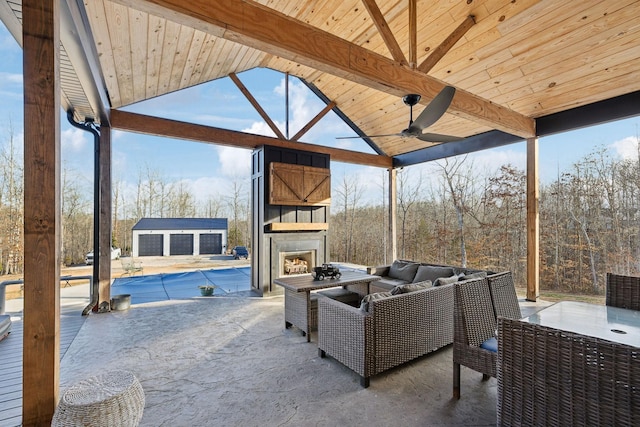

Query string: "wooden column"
[[99, 125, 112, 308], [526, 137, 540, 301], [22, 0, 60, 424], [388, 168, 397, 263]]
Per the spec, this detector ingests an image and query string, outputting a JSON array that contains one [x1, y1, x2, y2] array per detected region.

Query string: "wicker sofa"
[[318, 260, 491, 387]]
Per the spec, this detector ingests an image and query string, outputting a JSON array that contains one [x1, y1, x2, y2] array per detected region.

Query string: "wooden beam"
[[110, 109, 393, 168], [361, 0, 406, 64], [118, 0, 534, 138], [99, 124, 112, 309], [229, 72, 286, 139], [22, 0, 60, 424], [418, 15, 476, 74], [266, 223, 329, 232], [388, 167, 397, 263], [408, 0, 417, 68], [290, 101, 336, 142], [526, 137, 539, 302]]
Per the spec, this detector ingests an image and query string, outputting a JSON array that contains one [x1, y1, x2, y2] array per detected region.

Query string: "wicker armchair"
[[497, 317, 640, 426], [606, 272, 640, 310], [318, 283, 454, 387], [453, 276, 496, 399]]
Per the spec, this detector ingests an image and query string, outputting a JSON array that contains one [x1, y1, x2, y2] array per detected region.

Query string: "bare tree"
[[397, 168, 422, 260]]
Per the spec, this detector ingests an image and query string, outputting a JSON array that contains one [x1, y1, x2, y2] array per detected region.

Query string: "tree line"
[[330, 145, 640, 295], [2, 131, 639, 296]]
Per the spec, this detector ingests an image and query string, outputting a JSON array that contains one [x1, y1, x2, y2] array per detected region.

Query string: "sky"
[[0, 21, 639, 210]]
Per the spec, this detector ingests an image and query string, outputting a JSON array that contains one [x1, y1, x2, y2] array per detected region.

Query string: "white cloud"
[[216, 145, 252, 178], [610, 136, 639, 161], [62, 127, 90, 151], [0, 72, 22, 84]]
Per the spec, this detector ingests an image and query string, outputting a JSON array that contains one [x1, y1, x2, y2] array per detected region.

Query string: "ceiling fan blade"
[[407, 86, 456, 132], [336, 133, 402, 140], [416, 133, 463, 143]]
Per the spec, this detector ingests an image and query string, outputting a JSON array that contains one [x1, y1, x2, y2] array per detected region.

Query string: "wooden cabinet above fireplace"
[[269, 162, 331, 206]]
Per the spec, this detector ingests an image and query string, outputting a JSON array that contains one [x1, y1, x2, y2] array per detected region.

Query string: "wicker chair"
[[487, 271, 522, 319], [497, 317, 640, 426], [606, 272, 640, 310], [453, 276, 497, 399]]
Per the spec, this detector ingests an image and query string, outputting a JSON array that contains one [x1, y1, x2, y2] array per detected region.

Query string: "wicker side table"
[[52, 370, 145, 427]]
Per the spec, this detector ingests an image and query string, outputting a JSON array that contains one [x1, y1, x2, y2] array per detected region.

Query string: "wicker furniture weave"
[[487, 271, 522, 319], [606, 272, 640, 310], [275, 271, 380, 342], [318, 282, 454, 387], [52, 370, 145, 426], [453, 276, 496, 399], [497, 316, 640, 426]]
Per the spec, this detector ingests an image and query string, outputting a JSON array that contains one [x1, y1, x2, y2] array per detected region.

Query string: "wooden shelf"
[[266, 222, 329, 232]]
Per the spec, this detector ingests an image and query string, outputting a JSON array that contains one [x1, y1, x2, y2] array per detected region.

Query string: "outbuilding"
[[132, 218, 228, 257]]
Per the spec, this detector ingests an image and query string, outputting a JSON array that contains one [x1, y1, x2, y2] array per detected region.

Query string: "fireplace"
[[251, 145, 330, 295], [281, 250, 315, 276]]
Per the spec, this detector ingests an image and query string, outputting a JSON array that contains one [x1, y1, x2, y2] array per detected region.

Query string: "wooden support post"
[[22, 0, 60, 424], [526, 137, 540, 301], [388, 168, 397, 263], [99, 124, 112, 309]]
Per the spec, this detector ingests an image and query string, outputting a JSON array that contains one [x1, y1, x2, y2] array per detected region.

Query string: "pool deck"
[[0, 269, 550, 426]]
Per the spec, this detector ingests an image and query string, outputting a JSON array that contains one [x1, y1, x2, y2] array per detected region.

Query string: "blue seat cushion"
[[480, 337, 497, 353]]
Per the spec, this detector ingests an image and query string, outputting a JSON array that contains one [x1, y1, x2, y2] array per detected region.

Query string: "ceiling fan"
[[337, 86, 462, 143]]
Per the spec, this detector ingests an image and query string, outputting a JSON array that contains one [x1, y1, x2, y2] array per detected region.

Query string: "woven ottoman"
[[52, 370, 145, 426]]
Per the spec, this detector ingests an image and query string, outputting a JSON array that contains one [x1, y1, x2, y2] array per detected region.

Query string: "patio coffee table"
[[274, 271, 380, 342]]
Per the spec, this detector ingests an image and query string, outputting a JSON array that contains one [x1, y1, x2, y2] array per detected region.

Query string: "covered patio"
[[2, 280, 549, 426], [1, 0, 640, 424]]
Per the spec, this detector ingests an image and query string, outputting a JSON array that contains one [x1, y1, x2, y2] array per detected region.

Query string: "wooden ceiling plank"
[[110, 109, 393, 168], [229, 72, 286, 139], [179, 28, 207, 87], [361, 0, 407, 64], [156, 20, 181, 95], [128, 7, 149, 102], [167, 25, 194, 93], [509, 62, 640, 117], [120, 0, 534, 138], [291, 101, 337, 142], [104, 1, 134, 105], [85, 0, 121, 106], [417, 15, 475, 73], [482, 0, 636, 79], [485, 16, 640, 109], [145, 14, 166, 98], [427, 0, 542, 76]]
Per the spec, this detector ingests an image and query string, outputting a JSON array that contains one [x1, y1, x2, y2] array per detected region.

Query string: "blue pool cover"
[[111, 267, 252, 304]]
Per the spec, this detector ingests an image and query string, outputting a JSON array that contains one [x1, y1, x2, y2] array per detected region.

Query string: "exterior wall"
[[132, 228, 228, 257]]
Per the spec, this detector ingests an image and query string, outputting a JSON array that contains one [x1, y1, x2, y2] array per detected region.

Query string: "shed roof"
[[132, 218, 228, 231]]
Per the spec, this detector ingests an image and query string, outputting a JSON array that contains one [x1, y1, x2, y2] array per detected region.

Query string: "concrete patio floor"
[[4, 280, 549, 426]]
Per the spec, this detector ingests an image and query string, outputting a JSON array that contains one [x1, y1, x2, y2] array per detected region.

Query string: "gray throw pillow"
[[459, 271, 488, 281], [412, 265, 454, 283], [360, 291, 393, 312], [388, 260, 419, 282], [391, 281, 432, 294], [434, 274, 460, 286]]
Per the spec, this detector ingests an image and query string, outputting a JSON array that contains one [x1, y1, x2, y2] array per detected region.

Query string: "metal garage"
[[132, 218, 228, 257]]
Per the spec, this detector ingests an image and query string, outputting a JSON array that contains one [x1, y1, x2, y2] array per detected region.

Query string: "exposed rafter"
[[361, 0, 406, 65], [291, 101, 337, 142], [417, 15, 476, 74], [114, 0, 535, 138], [110, 109, 393, 168], [229, 72, 285, 139]]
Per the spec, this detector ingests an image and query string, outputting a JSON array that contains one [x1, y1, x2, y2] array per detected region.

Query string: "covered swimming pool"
[[111, 267, 252, 303]]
